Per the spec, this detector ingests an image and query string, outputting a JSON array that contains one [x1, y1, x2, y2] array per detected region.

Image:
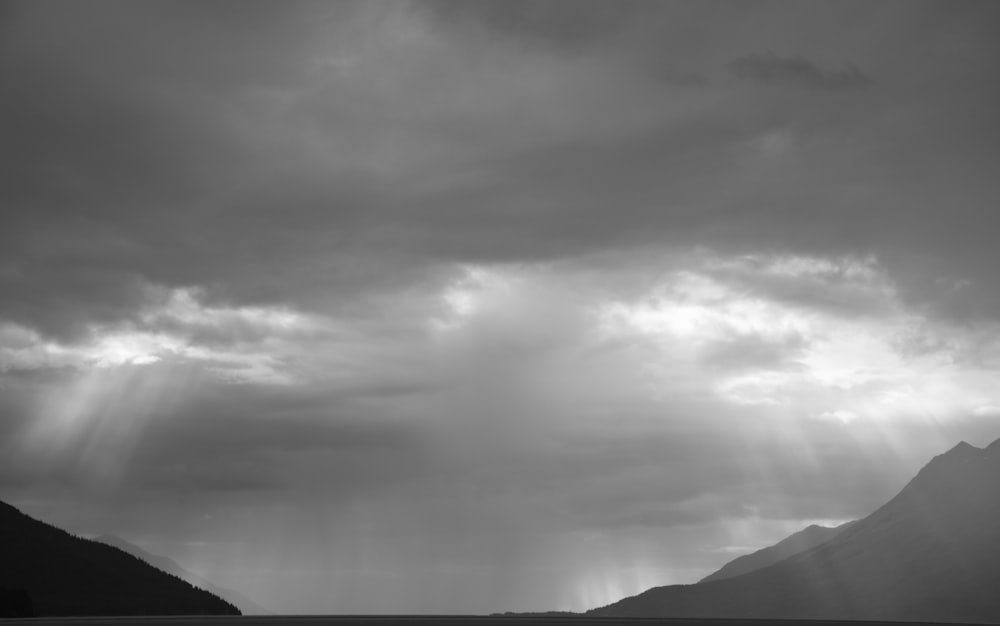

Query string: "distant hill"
[[0, 500, 240, 616], [95, 534, 270, 615], [699, 519, 855, 583], [590, 438, 1000, 623]]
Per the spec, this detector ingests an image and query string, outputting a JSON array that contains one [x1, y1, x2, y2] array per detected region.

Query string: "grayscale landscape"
[[1, 0, 998, 623]]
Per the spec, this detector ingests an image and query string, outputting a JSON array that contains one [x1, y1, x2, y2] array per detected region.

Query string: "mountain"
[[0, 500, 240, 616], [95, 534, 270, 615], [0, 587, 34, 618], [590, 438, 1000, 623], [699, 519, 856, 583]]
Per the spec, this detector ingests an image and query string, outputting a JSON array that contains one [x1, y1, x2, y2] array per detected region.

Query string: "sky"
[[1, 0, 999, 615]]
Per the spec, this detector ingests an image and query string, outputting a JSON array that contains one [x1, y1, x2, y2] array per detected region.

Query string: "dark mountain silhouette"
[[0, 587, 34, 618], [590, 438, 1000, 623], [699, 519, 856, 583], [0, 500, 240, 616], [95, 534, 270, 615]]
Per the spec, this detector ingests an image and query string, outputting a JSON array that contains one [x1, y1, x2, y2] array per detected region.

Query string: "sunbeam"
[[22, 361, 198, 486]]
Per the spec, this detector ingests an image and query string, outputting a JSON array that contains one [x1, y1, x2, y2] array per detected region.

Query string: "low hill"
[[590, 438, 1000, 623], [0, 500, 240, 616]]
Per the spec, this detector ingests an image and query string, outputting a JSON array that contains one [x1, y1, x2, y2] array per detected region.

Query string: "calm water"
[[2, 617, 981, 626]]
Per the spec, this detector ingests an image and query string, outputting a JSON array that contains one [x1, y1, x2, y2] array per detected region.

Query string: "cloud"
[[1, 0, 999, 615], [422, 0, 649, 51], [728, 53, 871, 90], [1, 0, 997, 347], [7, 248, 1000, 520], [703, 253, 898, 317]]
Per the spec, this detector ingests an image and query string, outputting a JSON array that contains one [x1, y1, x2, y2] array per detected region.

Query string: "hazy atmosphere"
[[1, 0, 999, 615]]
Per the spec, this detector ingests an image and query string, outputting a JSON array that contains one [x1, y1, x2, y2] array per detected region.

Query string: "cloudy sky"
[[2, 0, 1000, 615]]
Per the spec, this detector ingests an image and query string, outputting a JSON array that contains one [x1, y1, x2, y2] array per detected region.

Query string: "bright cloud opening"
[[436, 265, 517, 331], [596, 253, 1000, 423]]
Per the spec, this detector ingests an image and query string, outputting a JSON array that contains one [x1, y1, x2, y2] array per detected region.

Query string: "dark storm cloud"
[[0, 0, 13, 28], [0, 0, 460, 338], [0, 0, 419, 339], [422, 0, 649, 50], [2, 0, 999, 343], [0, 1, 269, 337], [728, 53, 871, 90], [699, 254, 899, 318]]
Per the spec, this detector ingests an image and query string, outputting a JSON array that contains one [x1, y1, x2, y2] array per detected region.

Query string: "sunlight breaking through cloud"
[[5, 287, 326, 485], [435, 265, 517, 331], [2, 1, 999, 615], [1, 286, 319, 384], [22, 362, 197, 484], [595, 253, 1000, 422]]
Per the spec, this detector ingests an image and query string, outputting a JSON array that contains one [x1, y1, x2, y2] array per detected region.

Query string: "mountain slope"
[[96, 534, 270, 615], [590, 438, 1000, 623], [0, 500, 240, 616], [0, 587, 34, 617], [700, 520, 855, 583]]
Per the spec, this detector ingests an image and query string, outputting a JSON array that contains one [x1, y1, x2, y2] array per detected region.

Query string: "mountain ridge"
[[94, 534, 270, 616], [699, 520, 856, 584], [590, 437, 1000, 623], [0, 500, 240, 616]]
